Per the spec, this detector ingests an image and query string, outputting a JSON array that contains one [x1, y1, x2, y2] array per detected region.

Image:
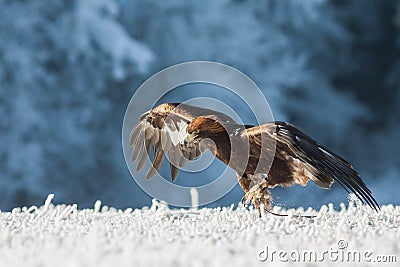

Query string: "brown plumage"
[[130, 103, 380, 216]]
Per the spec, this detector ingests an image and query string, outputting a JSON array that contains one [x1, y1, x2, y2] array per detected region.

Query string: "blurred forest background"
[[0, 0, 399, 210]]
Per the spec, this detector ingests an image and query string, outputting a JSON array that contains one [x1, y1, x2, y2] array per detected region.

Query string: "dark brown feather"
[[146, 148, 164, 180]]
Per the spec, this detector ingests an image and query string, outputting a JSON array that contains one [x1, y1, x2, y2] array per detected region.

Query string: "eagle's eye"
[[187, 128, 200, 136]]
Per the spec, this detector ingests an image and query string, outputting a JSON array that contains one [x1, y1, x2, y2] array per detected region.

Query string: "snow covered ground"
[[0, 195, 399, 267]]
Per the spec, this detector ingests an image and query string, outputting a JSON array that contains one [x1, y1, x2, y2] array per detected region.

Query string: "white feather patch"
[[164, 120, 188, 146]]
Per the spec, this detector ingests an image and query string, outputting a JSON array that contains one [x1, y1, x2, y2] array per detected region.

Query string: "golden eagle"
[[129, 103, 379, 216]]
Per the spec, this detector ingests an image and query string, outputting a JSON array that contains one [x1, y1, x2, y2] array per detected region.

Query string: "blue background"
[[0, 0, 399, 211]]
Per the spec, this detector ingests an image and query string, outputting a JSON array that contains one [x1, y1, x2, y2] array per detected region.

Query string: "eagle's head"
[[183, 116, 226, 145]]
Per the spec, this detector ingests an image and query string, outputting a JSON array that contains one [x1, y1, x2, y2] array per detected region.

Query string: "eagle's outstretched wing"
[[129, 103, 235, 181], [245, 121, 380, 211]]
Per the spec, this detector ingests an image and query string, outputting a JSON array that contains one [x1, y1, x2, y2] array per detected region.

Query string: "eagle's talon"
[[243, 194, 253, 207], [243, 193, 251, 206], [241, 182, 272, 216], [241, 195, 246, 206]]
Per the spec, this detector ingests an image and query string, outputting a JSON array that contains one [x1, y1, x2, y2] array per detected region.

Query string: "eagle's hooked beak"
[[183, 132, 198, 145]]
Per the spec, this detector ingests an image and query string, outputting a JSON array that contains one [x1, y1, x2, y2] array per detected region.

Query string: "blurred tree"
[[329, 0, 399, 179], [0, 0, 154, 209], [118, 0, 365, 145], [0, 0, 398, 209], [331, 0, 397, 124]]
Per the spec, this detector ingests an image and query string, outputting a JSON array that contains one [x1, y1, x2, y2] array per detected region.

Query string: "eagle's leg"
[[237, 174, 251, 199], [242, 179, 272, 217]]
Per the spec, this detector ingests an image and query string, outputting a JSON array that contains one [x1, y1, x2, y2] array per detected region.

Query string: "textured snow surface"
[[0, 195, 399, 267]]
